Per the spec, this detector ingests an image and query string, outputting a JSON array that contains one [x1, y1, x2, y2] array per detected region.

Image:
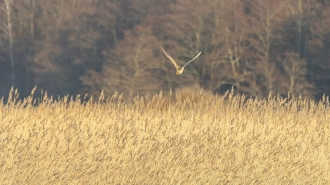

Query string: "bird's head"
[[176, 68, 184, 75]]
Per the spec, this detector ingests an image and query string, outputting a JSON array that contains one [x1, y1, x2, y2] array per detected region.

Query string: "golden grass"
[[1, 87, 330, 184]]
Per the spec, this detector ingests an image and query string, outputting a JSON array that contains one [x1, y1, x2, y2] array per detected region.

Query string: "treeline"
[[0, 0, 329, 100]]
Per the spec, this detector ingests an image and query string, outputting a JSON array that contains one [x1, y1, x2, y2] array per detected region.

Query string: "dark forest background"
[[0, 0, 330, 100]]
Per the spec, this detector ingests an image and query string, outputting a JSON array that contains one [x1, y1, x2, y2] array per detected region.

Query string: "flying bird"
[[161, 47, 201, 75]]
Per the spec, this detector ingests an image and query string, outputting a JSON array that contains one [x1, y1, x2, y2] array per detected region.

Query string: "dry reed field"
[[1, 87, 330, 184]]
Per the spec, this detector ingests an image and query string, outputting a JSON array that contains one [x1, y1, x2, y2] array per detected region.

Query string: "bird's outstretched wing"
[[161, 48, 181, 70], [182, 51, 202, 68]]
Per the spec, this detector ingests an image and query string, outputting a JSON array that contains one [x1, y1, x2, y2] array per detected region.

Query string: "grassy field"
[[1, 87, 330, 184]]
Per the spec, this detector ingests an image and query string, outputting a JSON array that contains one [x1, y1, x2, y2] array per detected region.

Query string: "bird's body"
[[161, 48, 201, 75]]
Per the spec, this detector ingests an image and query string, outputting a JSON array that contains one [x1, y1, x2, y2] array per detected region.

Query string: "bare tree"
[[0, 0, 42, 96], [282, 0, 320, 84], [245, 0, 286, 97], [2, 0, 15, 87], [280, 51, 313, 99], [307, 2, 330, 97], [284, 0, 318, 56], [82, 26, 164, 98], [222, 0, 252, 95], [31, 0, 120, 96], [199, 0, 228, 92]]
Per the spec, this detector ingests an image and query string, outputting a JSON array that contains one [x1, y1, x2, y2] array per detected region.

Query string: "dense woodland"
[[0, 0, 330, 100]]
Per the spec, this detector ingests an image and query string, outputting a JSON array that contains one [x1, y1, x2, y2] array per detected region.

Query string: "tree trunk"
[[4, 0, 15, 88]]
